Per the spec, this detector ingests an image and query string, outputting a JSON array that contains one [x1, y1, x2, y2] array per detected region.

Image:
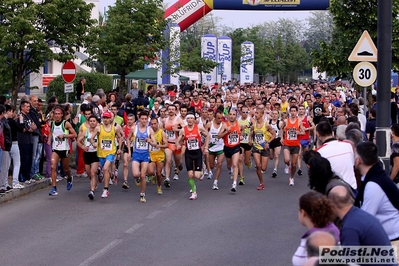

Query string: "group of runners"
[[45, 83, 330, 203]]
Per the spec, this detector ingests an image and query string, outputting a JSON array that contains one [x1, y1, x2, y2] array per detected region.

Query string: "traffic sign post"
[[353, 62, 377, 87], [348, 30, 379, 119], [61, 61, 76, 103]]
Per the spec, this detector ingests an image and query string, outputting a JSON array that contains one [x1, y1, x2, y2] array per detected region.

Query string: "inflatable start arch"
[[165, 0, 330, 31]]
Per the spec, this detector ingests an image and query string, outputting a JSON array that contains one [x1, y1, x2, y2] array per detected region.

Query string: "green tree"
[[47, 73, 112, 103], [304, 11, 334, 52], [85, 0, 167, 95], [312, 0, 399, 77], [0, 0, 96, 105]]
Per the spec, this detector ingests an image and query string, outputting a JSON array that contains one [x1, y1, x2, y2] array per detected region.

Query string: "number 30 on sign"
[[353, 62, 377, 87]]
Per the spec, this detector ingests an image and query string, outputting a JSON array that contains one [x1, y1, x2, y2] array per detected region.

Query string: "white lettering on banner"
[[218, 44, 232, 62], [167, 0, 205, 24], [203, 41, 216, 61], [240, 42, 254, 83]]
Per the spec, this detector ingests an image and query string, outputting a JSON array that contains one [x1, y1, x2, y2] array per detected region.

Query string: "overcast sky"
[[100, 0, 312, 29]]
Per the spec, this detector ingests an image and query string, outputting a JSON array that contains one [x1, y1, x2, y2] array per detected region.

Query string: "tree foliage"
[[312, 0, 399, 77], [304, 11, 334, 52], [47, 73, 112, 103], [0, 0, 96, 105], [85, 0, 167, 94]]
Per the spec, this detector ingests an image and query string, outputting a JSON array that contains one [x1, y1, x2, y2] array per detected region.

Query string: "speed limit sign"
[[353, 62, 377, 87]]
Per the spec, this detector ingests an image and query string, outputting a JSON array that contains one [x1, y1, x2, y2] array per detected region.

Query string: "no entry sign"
[[61, 61, 76, 83]]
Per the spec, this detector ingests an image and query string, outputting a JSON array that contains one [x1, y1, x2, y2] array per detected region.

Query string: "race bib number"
[[55, 137, 66, 149], [136, 138, 148, 150], [187, 138, 199, 150], [254, 133, 264, 144], [287, 128, 297, 140], [166, 130, 176, 141], [211, 134, 219, 144], [85, 137, 97, 147], [150, 142, 160, 152], [101, 140, 112, 151], [228, 133, 239, 145], [242, 133, 249, 142]]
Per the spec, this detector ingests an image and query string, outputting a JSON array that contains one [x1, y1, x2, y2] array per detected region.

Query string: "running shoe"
[[157, 186, 163, 195], [173, 173, 179, 180], [272, 169, 277, 178], [164, 178, 171, 188], [297, 169, 303, 176], [207, 171, 213, 179], [161, 168, 165, 178], [212, 183, 219, 190], [189, 192, 197, 200], [88, 191, 94, 200], [145, 175, 149, 183], [122, 181, 129, 189], [13, 183, 24, 189], [109, 177, 113, 185], [49, 187, 58, 196], [66, 176, 73, 191], [231, 183, 237, 192], [247, 161, 252, 169], [257, 184, 265, 190], [135, 178, 141, 187], [101, 189, 109, 198], [239, 177, 245, 185], [140, 194, 146, 203], [261, 170, 265, 174], [284, 164, 290, 174], [200, 172, 205, 181], [229, 167, 233, 175], [178, 165, 183, 171], [289, 178, 295, 186]]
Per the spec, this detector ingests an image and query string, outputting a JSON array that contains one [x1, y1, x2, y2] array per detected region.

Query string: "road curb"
[[0, 179, 51, 204]]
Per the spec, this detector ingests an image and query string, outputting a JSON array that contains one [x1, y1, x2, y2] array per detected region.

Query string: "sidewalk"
[[0, 178, 52, 204], [0, 170, 78, 204]]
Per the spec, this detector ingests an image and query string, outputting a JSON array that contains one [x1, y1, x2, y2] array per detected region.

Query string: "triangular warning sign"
[[348, 31, 377, 62]]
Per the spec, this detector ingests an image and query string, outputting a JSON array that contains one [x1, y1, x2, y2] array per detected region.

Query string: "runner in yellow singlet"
[[90, 111, 123, 198], [147, 117, 168, 195]]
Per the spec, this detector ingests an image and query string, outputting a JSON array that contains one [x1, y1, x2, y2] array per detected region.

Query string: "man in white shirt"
[[316, 121, 357, 190]]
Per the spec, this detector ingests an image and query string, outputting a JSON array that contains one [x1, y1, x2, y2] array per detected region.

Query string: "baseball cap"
[[2, 94, 10, 99], [102, 111, 112, 118], [169, 91, 176, 97], [287, 89, 293, 93], [315, 93, 322, 98]]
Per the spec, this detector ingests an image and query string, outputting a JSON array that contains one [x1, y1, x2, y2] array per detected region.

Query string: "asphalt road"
[[1, 158, 310, 266]]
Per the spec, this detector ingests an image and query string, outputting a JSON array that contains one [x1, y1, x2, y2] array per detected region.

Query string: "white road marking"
[[125, 223, 143, 234], [79, 239, 122, 266], [162, 200, 177, 208], [146, 210, 162, 219]]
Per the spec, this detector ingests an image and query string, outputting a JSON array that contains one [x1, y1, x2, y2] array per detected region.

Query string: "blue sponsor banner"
[[214, 0, 329, 10]]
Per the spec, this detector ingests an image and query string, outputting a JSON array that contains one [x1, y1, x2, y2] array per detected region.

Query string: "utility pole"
[[376, 0, 392, 172]]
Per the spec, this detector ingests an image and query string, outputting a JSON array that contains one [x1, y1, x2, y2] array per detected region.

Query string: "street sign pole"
[[61, 61, 77, 103], [376, 0, 392, 172], [363, 86, 367, 116], [64, 83, 74, 102]]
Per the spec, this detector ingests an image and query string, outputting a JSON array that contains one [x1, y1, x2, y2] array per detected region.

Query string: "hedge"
[[47, 72, 113, 103]]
